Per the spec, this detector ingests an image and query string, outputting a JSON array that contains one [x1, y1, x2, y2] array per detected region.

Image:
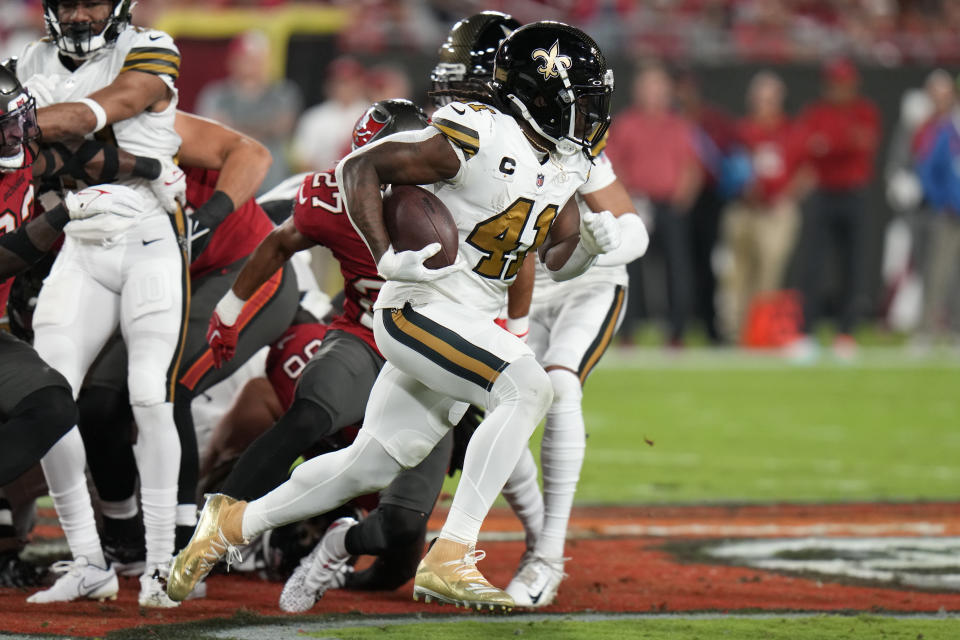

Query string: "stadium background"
[[1, 1, 960, 638]]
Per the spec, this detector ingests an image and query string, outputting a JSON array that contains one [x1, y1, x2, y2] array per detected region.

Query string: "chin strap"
[[0, 147, 26, 171]]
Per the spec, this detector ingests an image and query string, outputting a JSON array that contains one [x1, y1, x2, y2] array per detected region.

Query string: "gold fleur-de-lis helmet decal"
[[532, 39, 572, 80]]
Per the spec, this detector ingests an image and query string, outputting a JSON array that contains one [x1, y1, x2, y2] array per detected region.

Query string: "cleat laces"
[[443, 549, 500, 595], [198, 529, 243, 574]]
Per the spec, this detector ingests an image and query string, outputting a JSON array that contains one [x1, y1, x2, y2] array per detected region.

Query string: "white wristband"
[[216, 289, 246, 326], [78, 97, 107, 133]]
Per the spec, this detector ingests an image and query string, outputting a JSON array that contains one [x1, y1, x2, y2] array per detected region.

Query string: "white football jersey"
[[532, 148, 628, 306], [17, 27, 182, 215], [375, 101, 594, 315]]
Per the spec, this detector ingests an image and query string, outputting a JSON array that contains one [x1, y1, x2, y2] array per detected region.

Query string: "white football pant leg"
[[441, 354, 552, 544], [535, 368, 585, 559], [501, 445, 544, 552], [120, 223, 185, 569], [33, 248, 122, 569]]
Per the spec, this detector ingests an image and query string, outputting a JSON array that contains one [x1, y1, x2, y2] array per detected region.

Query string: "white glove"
[[64, 184, 145, 220], [376, 243, 464, 282], [579, 209, 621, 255], [149, 157, 186, 214], [22, 74, 57, 108]]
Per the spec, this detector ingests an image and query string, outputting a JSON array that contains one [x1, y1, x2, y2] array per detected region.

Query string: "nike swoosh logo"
[[209, 330, 221, 341], [529, 588, 545, 605], [149, 34, 163, 41], [142, 238, 162, 246], [275, 333, 296, 350], [79, 572, 114, 595], [297, 183, 308, 206], [164, 172, 184, 186], [451, 105, 465, 115], [190, 220, 211, 239]]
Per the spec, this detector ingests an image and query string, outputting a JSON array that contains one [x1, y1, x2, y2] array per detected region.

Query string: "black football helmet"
[[430, 11, 522, 107], [42, 0, 133, 60], [352, 98, 430, 150], [0, 64, 40, 171], [492, 21, 613, 156]]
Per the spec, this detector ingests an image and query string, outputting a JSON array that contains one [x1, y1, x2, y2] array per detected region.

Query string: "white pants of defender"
[[505, 282, 627, 558], [242, 299, 552, 547], [33, 212, 185, 569]]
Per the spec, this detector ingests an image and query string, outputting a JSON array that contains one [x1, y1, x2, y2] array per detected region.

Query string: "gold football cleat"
[[166, 494, 247, 601], [413, 539, 514, 611]]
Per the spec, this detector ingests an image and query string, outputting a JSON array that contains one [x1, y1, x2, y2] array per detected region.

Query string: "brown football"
[[382, 185, 458, 269]]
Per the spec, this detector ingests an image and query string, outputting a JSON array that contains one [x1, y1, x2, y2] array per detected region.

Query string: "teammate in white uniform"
[[502, 144, 649, 607], [16, 0, 187, 607], [166, 22, 619, 610]]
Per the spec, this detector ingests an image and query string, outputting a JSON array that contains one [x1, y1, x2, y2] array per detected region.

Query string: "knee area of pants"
[[25, 386, 77, 428], [547, 368, 582, 409], [494, 356, 553, 417], [282, 400, 333, 443], [380, 505, 426, 547], [494, 356, 552, 403], [127, 367, 166, 407]]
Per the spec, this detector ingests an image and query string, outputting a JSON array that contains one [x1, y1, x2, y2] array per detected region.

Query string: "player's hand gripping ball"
[[378, 185, 462, 282]]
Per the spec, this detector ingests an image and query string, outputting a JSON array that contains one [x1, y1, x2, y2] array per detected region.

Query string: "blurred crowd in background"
[[2, 0, 960, 354]]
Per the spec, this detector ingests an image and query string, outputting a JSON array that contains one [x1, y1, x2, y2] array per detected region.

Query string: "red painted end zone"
[[2, 502, 959, 637]]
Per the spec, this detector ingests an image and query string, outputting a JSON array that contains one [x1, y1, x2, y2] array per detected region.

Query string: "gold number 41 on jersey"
[[466, 197, 559, 280]]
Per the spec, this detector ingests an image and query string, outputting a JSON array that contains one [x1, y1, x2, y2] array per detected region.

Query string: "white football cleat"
[[279, 516, 356, 613], [505, 552, 567, 608], [26, 557, 118, 603], [139, 562, 180, 608]]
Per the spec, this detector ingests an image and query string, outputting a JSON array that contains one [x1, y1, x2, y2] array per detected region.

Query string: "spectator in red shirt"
[[722, 70, 812, 338], [606, 62, 702, 344], [790, 58, 880, 360]]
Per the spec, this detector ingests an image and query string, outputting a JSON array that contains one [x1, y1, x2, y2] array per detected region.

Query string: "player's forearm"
[[595, 213, 649, 267], [337, 154, 391, 262], [543, 239, 597, 282], [37, 103, 101, 141], [0, 204, 69, 280], [230, 228, 296, 301], [507, 257, 535, 319], [37, 140, 162, 183], [214, 138, 272, 209]]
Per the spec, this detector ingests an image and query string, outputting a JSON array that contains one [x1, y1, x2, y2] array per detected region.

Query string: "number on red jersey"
[[299, 171, 343, 214]]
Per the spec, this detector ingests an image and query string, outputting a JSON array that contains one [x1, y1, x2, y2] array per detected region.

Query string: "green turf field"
[[301, 615, 960, 640], [452, 349, 960, 505]]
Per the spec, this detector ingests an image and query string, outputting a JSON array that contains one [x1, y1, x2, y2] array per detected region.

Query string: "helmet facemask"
[[0, 93, 40, 171], [44, 0, 133, 60]]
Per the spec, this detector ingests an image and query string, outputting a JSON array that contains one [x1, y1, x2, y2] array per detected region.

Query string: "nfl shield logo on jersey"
[[536, 173, 545, 187]]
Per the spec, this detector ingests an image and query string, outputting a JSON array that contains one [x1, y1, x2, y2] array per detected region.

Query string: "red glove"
[[207, 310, 239, 368]]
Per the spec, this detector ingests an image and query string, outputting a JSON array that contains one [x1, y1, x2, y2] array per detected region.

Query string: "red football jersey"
[[0, 158, 36, 312], [183, 167, 275, 279], [266, 321, 329, 412], [292, 170, 382, 355]]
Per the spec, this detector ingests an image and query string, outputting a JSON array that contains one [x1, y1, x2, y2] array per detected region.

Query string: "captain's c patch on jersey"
[[432, 117, 479, 159], [121, 47, 181, 79]]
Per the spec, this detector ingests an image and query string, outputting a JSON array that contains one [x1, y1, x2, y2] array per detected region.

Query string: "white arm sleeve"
[[545, 241, 598, 282], [595, 213, 649, 267]]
